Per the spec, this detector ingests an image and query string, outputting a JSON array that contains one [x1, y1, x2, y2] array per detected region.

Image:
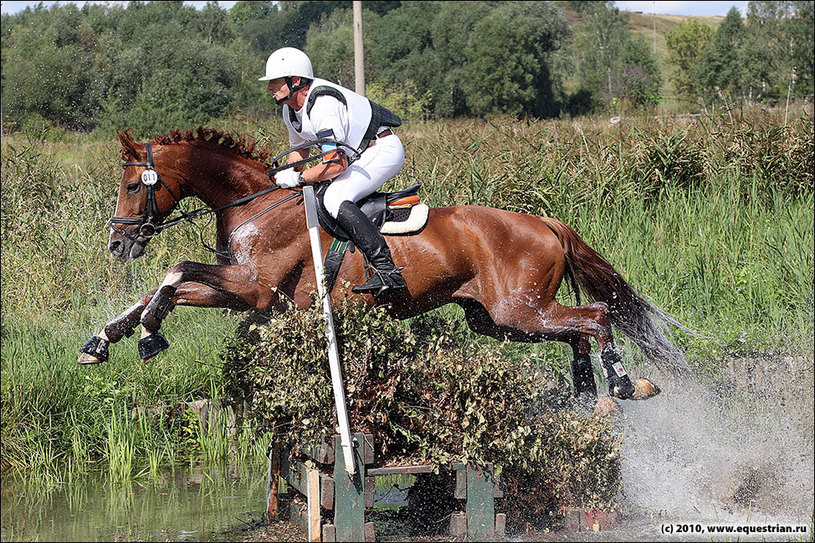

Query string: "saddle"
[[313, 182, 429, 241], [313, 182, 430, 293]]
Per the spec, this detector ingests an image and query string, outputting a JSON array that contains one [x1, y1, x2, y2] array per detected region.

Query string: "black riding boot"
[[335, 201, 407, 295]]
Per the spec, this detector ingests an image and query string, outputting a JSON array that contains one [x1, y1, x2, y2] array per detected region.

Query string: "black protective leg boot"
[[571, 353, 598, 410], [601, 345, 636, 399], [335, 201, 407, 295]]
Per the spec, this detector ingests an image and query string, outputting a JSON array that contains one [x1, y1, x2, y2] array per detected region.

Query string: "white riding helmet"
[[259, 47, 313, 81]]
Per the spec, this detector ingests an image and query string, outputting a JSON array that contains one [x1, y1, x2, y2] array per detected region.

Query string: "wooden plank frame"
[[279, 434, 506, 542]]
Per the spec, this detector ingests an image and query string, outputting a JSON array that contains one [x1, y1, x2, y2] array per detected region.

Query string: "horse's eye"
[[126, 183, 140, 193]]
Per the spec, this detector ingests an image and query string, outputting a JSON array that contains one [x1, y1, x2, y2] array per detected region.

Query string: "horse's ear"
[[117, 129, 139, 159]]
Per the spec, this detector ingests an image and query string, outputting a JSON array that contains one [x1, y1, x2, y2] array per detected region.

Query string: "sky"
[[1, 1, 750, 17]]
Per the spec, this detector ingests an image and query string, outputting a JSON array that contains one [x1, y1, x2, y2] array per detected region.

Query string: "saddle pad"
[[381, 203, 429, 235]]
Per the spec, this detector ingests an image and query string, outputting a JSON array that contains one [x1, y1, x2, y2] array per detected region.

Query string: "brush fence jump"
[[266, 433, 505, 542]]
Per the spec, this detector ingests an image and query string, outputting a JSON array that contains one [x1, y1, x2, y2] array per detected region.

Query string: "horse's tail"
[[543, 218, 694, 376]]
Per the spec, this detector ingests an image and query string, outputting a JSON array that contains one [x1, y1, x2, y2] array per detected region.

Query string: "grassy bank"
[[1, 107, 812, 481]]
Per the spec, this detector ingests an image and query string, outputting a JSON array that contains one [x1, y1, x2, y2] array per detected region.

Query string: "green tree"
[[615, 34, 662, 107], [699, 7, 745, 100], [428, 1, 494, 117], [229, 0, 277, 30], [365, 2, 440, 120], [572, 1, 661, 111], [304, 8, 357, 87], [462, 2, 568, 118], [1, 5, 105, 129], [665, 19, 715, 101], [788, 0, 814, 97], [742, 1, 814, 101]]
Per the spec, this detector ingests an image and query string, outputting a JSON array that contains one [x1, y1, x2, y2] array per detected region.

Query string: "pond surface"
[[1, 464, 270, 542]]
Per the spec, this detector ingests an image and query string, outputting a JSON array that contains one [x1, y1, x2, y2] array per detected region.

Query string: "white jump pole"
[[302, 185, 356, 475]]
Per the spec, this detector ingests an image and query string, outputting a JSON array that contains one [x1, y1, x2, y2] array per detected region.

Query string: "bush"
[[221, 295, 621, 527]]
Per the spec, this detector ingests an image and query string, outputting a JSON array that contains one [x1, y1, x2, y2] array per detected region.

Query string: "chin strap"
[[274, 76, 310, 105]]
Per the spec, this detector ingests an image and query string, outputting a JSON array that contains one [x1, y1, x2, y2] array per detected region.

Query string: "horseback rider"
[[260, 47, 407, 295]]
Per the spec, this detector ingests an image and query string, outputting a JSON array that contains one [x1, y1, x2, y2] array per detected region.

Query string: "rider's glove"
[[274, 169, 301, 189]]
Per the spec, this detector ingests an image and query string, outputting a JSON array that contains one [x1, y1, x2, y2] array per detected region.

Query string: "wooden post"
[[466, 462, 495, 541], [333, 433, 366, 541], [353, 1, 365, 96], [307, 467, 322, 542], [266, 440, 281, 521]]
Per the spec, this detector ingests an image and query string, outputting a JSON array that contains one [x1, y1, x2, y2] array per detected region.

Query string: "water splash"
[[617, 359, 814, 529]]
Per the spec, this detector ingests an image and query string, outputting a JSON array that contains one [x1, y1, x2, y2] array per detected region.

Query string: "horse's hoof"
[[138, 332, 170, 361], [594, 396, 621, 417], [78, 352, 103, 365], [630, 378, 661, 400], [78, 335, 109, 365]]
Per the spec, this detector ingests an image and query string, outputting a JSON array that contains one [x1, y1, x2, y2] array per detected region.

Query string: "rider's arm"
[[295, 98, 350, 185], [297, 152, 347, 184], [287, 148, 309, 170], [286, 143, 347, 183]]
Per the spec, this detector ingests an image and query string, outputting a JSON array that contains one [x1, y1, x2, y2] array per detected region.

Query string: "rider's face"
[[267, 77, 300, 105]]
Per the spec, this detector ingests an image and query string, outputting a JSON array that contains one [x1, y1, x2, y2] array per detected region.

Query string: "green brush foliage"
[[222, 296, 621, 520]]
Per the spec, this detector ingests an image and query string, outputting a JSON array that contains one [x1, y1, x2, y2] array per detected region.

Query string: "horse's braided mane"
[[132, 126, 273, 164]]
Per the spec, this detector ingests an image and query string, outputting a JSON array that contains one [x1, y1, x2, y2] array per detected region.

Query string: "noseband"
[[109, 141, 184, 242]]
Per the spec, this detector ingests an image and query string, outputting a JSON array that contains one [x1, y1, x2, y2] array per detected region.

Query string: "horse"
[[79, 127, 691, 411]]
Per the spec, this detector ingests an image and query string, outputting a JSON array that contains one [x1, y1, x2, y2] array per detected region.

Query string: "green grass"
[[2, 106, 813, 480]]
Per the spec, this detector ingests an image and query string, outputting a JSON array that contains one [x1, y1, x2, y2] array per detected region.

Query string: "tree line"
[[1, 1, 812, 136], [665, 2, 813, 109]]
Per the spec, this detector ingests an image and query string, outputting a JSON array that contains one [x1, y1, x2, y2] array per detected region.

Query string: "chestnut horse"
[[79, 128, 691, 409]]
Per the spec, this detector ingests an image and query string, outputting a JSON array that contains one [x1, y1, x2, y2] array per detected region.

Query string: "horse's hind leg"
[[462, 298, 658, 401], [460, 298, 615, 396], [542, 302, 641, 401], [569, 333, 597, 409]]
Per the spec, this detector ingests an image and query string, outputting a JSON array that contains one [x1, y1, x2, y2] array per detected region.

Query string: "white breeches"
[[323, 133, 405, 218]]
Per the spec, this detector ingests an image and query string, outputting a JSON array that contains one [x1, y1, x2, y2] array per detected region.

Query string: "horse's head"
[[109, 130, 185, 261]]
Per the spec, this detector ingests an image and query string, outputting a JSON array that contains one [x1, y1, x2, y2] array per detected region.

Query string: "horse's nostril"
[[109, 240, 121, 254]]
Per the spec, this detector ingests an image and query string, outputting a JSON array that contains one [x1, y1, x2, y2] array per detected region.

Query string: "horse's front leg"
[[136, 261, 264, 361], [78, 292, 156, 365], [78, 261, 263, 364]]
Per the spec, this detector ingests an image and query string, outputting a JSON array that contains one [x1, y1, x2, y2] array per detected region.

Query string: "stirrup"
[[352, 268, 406, 295]]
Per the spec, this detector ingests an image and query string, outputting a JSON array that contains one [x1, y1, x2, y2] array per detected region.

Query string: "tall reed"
[[105, 406, 135, 483], [2, 106, 812, 478]]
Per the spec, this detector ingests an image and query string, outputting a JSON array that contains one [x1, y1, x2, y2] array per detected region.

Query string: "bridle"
[[109, 141, 185, 241]]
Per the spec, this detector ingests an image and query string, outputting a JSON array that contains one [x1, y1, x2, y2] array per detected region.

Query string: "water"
[[1, 464, 269, 542], [554, 356, 815, 541]]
